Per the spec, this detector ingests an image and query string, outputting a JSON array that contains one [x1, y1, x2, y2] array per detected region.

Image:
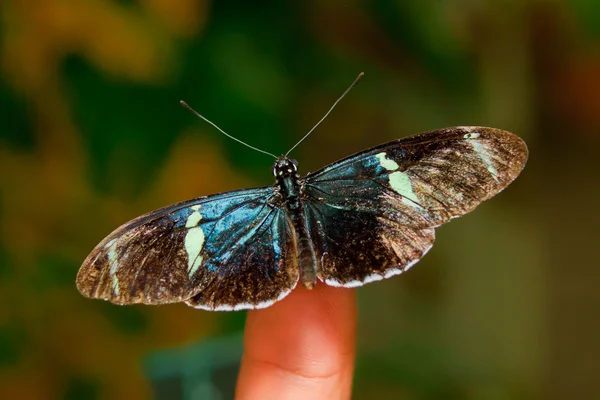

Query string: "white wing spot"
[[214, 304, 235, 311], [185, 227, 205, 278], [384, 268, 403, 279], [376, 152, 399, 171], [105, 239, 120, 295], [388, 171, 422, 209], [325, 278, 363, 288], [234, 302, 253, 311], [470, 141, 499, 182], [104, 238, 117, 250], [112, 275, 120, 295], [464, 132, 480, 139], [363, 274, 384, 284], [184, 205, 205, 277], [403, 258, 420, 272], [255, 299, 277, 309], [277, 289, 292, 301], [344, 280, 364, 288], [190, 303, 213, 311], [325, 278, 343, 287], [185, 208, 203, 228]]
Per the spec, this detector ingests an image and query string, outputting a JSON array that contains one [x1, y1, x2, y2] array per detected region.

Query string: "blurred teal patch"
[[0, 79, 35, 151], [144, 333, 243, 400], [96, 303, 148, 335], [63, 375, 101, 400], [0, 325, 26, 367]]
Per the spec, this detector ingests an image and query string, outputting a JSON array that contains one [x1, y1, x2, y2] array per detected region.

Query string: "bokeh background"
[[1, 1, 599, 399]]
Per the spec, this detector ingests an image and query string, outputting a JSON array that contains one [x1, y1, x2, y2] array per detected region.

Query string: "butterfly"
[[76, 75, 528, 311]]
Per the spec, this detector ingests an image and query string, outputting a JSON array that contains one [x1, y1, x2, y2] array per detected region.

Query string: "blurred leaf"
[[64, 375, 101, 400], [355, 340, 469, 399], [111, 0, 137, 7], [216, 312, 246, 335], [33, 253, 79, 290], [0, 79, 35, 151], [61, 54, 185, 199], [572, 0, 600, 38], [0, 245, 11, 278], [96, 303, 149, 335], [0, 325, 26, 367], [367, 0, 474, 91], [176, 5, 297, 177]]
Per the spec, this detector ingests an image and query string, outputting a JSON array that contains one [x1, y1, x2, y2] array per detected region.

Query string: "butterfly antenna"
[[180, 100, 278, 159], [285, 72, 364, 157]]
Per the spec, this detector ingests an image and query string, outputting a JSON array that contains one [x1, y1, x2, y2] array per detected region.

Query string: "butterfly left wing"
[[77, 187, 299, 311], [303, 126, 528, 287]]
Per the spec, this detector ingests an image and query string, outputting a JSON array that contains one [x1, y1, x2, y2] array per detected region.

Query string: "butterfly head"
[[272, 156, 299, 178]]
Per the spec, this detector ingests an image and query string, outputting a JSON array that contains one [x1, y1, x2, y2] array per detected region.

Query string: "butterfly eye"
[[290, 159, 299, 170]]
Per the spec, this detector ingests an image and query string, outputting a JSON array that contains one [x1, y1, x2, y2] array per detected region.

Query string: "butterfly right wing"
[[302, 127, 528, 287], [76, 187, 299, 311]]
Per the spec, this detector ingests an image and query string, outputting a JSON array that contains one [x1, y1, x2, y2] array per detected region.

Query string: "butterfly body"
[[77, 126, 528, 311], [272, 157, 319, 289]]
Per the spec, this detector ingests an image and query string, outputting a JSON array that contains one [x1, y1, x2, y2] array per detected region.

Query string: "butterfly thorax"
[[272, 156, 318, 289], [272, 157, 301, 206]]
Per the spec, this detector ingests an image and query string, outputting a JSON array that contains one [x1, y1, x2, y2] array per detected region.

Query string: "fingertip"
[[237, 285, 356, 399]]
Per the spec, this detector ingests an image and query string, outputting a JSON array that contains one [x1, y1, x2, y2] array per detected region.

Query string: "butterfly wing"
[[304, 202, 436, 287], [303, 126, 528, 287], [77, 187, 299, 311]]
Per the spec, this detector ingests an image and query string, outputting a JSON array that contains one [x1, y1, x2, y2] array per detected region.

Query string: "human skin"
[[236, 285, 357, 400]]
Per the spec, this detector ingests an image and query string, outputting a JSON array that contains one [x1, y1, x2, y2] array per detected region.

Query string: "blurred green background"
[[1, 0, 599, 399]]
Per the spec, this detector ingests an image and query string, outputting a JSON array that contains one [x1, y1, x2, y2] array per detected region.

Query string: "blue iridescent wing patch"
[[77, 187, 299, 311]]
